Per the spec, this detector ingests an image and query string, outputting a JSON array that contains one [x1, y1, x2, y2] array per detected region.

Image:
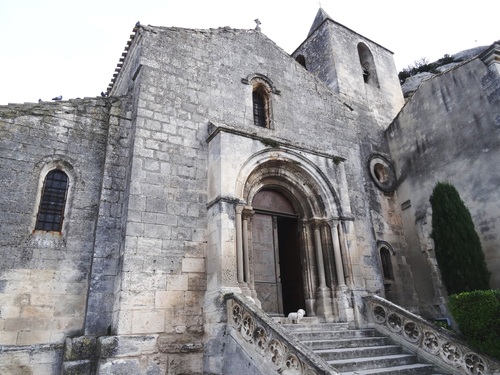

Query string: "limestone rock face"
[[401, 71, 434, 97], [401, 45, 490, 97]]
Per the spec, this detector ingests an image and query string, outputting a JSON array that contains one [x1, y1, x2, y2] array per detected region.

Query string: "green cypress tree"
[[430, 182, 490, 295]]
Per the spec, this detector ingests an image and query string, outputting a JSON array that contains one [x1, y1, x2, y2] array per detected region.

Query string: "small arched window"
[[253, 84, 270, 128], [242, 73, 279, 129], [35, 169, 69, 231], [380, 246, 394, 282], [295, 55, 307, 69]]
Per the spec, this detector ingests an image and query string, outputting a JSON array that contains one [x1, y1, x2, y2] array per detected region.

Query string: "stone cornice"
[[206, 121, 346, 163]]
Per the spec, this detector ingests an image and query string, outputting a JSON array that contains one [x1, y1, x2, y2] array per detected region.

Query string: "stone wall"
[[104, 24, 400, 373], [387, 53, 500, 316], [0, 11, 436, 373], [0, 98, 114, 373]]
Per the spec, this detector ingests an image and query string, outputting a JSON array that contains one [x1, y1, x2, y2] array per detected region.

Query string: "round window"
[[369, 155, 396, 192]]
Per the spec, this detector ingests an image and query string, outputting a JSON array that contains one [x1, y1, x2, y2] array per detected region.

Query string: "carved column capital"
[[235, 204, 245, 215], [242, 207, 255, 223], [309, 217, 327, 230]]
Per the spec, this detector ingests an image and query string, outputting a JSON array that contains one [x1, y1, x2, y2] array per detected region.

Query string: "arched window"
[[35, 169, 69, 231], [295, 55, 307, 69], [380, 246, 394, 281], [357, 42, 379, 87], [242, 73, 279, 129], [253, 84, 270, 128]]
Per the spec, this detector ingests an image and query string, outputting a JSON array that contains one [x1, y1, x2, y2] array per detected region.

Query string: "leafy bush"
[[398, 54, 457, 83], [430, 182, 490, 294], [448, 290, 500, 359]]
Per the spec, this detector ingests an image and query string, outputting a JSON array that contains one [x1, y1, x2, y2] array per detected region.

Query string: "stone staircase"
[[282, 322, 446, 374]]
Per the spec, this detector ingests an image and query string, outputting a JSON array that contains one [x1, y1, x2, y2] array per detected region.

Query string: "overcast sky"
[[0, 0, 498, 105]]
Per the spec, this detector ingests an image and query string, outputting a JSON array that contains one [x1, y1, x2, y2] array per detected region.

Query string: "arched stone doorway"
[[233, 153, 355, 322], [251, 188, 305, 315]]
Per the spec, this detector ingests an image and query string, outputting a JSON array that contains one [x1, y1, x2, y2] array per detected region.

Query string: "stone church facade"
[[0, 8, 498, 375]]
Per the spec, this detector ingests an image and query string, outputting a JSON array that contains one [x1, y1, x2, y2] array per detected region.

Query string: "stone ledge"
[[98, 335, 158, 358]]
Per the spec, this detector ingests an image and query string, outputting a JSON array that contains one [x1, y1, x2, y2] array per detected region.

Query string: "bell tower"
[[292, 8, 404, 125]]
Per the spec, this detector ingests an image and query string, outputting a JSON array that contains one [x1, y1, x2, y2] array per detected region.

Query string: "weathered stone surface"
[[0, 7, 498, 375], [63, 336, 96, 361], [387, 54, 500, 315], [62, 360, 93, 375], [98, 335, 158, 358]]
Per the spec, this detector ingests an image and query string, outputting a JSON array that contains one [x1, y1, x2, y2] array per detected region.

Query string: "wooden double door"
[[252, 212, 305, 315]]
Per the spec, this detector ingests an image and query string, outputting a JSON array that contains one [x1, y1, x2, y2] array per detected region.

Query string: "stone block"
[[63, 336, 97, 361], [114, 309, 132, 335], [166, 275, 188, 291], [119, 291, 155, 309], [20, 305, 54, 318], [162, 352, 203, 375], [154, 290, 184, 309], [125, 221, 144, 237], [137, 237, 162, 252], [0, 303, 21, 319], [131, 310, 165, 334], [0, 330, 18, 345], [53, 294, 87, 317], [16, 330, 52, 345], [62, 359, 93, 375], [98, 335, 157, 358], [97, 358, 141, 375], [181, 258, 205, 273]]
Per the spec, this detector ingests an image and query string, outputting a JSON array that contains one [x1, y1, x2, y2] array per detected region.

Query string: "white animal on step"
[[287, 309, 306, 324]]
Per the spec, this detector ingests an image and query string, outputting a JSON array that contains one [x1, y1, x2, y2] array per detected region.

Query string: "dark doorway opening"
[[252, 188, 305, 316], [277, 216, 305, 315]]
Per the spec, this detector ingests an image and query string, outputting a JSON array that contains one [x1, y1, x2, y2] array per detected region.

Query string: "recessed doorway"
[[252, 189, 305, 316]]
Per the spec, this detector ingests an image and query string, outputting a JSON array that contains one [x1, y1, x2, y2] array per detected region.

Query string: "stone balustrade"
[[225, 293, 337, 375], [363, 295, 500, 375]]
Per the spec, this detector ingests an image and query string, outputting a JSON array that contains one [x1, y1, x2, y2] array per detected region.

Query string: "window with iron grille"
[[253, 87, 268, 127], [35, 169, 69, 231]]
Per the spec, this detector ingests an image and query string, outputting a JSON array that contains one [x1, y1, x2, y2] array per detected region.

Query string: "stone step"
[[340, 363, 441, 375], [281, 322, 349, 332], [327, 354, 418, 372], [301, 336, 389, 350], [284, 323, 445, 374], [314, 344, 403, 361], [291, 328, 378, 341], [273, 316, 324, 325]]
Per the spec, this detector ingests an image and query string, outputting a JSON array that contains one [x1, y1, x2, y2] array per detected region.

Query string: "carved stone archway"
[[234, 150, 353, 322]]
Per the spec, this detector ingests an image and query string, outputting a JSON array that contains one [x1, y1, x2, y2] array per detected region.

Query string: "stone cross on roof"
[[254, 18, 261, 31]]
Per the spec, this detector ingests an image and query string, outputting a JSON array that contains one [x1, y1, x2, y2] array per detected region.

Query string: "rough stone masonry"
[[0, 8, 499, 375]]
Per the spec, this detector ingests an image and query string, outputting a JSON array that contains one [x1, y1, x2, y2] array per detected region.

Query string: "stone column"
[[235, 204, 251, 296], [312, 219, 333, 321], [301, 221, 316, 317], [243, 208, 259, 305], [329, 220, 346, 287], [314, 224, 327, 289], [337, 220, 355, 324], [235, 205, 244, 285]]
